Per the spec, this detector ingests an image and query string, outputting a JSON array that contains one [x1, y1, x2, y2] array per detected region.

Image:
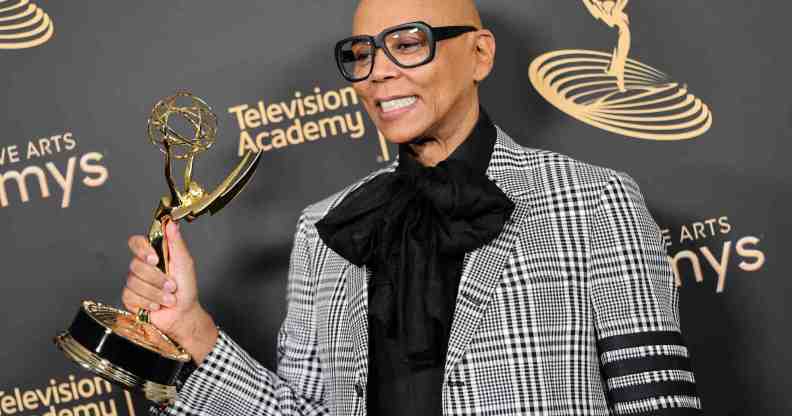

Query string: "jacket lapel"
[[322, 162, 398, 390], [443, 129, 532, 379]]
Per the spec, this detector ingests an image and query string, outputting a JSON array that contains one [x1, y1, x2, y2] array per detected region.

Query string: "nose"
[[369, 47, 399, 83]]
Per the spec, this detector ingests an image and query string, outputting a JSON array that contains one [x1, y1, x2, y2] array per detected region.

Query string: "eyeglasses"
[[334, 21, 478, 82]]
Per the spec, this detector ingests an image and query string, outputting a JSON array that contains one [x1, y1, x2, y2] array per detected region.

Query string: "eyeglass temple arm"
[[432, 26, 478, 41]]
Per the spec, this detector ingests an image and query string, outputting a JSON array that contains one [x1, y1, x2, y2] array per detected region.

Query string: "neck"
[[408, 98, 480, 167]]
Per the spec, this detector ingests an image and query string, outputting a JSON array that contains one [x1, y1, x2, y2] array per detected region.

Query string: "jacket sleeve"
[[587, 172, 702, 415], [153, 211, 329, 416]]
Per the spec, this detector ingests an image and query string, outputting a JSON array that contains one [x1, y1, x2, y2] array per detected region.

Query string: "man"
[[126, 0, 702, 414]]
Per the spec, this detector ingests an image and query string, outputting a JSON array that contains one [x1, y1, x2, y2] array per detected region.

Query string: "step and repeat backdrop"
[[1, 1, 788, 415]]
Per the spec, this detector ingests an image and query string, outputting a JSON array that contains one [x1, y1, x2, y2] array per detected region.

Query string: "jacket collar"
[[443, 125, 532, 378]]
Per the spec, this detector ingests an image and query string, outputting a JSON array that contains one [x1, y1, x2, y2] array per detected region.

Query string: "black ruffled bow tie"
[[316, 156, 514, 368]]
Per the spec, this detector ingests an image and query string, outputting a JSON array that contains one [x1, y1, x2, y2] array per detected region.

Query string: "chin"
[[378, 126, 425, 145], [375, 116, 433, 145]]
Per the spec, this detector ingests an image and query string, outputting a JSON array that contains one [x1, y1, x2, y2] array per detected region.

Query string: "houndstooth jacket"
[[158, 126, 701, 416]]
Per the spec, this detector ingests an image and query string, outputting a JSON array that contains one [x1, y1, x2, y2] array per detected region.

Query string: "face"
[[350, 0, 490, 145]]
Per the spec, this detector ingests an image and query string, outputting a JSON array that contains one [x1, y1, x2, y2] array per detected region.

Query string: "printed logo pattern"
[[0, 0, 54, 50], [529, 1, 713, 140]]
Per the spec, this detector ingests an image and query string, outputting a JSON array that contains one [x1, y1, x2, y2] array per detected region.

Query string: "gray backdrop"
[[1, 1, 788, 415]]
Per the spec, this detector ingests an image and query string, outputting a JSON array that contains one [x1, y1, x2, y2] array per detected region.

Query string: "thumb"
[[165, 220, 194, 276]]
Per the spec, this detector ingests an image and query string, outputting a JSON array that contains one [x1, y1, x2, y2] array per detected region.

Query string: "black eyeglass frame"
[[334, 21, 478, 82]]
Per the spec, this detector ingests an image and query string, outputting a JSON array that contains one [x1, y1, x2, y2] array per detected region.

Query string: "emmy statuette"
[[54, 92, 262, 405]]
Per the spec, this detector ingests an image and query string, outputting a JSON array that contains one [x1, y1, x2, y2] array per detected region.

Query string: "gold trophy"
[[54, 92, 262, 405]]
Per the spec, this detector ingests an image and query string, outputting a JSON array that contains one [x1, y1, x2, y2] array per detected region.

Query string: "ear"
[[472, 29, 496, 83]]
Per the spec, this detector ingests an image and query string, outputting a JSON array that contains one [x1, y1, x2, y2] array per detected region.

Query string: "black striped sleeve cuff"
[[598, 331, 702, 415]]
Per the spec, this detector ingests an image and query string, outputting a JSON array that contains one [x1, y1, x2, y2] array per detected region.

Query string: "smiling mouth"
[[378, 96, 418, 113]]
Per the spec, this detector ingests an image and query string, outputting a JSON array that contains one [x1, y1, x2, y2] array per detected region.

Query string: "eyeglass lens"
[[339, 26, 431, 80]]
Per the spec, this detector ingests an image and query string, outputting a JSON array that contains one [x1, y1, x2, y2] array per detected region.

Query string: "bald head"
[[353, 0, 482, 36]]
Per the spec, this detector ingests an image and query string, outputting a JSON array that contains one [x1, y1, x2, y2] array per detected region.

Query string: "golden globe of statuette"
[[148, 92, 217, 159], [54, 92, 262, 405]]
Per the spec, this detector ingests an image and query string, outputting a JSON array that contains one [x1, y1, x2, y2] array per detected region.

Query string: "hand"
[[123, 221, 218, 363]]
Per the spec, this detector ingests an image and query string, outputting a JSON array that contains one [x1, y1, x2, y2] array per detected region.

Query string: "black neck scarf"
[[316, 108, 514, 368]]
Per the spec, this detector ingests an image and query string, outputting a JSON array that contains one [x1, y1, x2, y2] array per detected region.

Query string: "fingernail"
[[147, 255, 158, 265], [164, 280, 176, 293], [149, 303, 160, 311], [163, 294, 176, 306]]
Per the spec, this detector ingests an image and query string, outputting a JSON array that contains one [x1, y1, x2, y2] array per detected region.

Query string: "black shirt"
[[366, 108, 497, 415]]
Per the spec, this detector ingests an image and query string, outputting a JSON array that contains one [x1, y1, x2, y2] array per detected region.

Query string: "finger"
[[128, 235, 158, 266], [165, 221, 194, 272], [122, 287, 162, 313], [129, 258, 168, 289], [126, 272, 176, 307]]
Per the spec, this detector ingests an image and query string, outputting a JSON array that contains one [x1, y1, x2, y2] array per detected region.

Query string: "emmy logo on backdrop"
[[54, 92, 262, 405], [0, 0, 54, 50], [529, 0, 713, 141]]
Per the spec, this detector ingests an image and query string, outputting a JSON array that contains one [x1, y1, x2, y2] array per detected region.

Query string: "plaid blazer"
[[159, 127, 701, 416]]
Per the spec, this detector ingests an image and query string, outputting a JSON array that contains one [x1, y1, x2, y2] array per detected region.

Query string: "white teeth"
[[380, 96, 417, 112]]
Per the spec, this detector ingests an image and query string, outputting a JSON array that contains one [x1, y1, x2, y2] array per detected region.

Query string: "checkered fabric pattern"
[[154, 127, 701, 416]]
